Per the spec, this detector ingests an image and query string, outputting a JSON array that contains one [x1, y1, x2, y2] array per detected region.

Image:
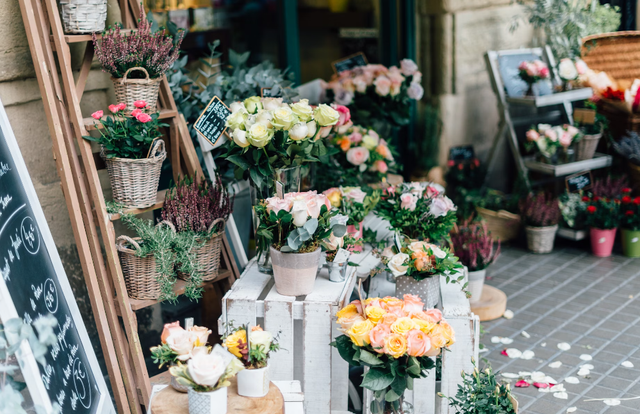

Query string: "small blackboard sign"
[[497, 52, 553, 97], [566, 171, 593, 193], [0, 99, 114, 414], [193, 96, 231, 147], [260, 87, 281, 98], [332, 52, 368, 74], [449, 145, 475, 162]]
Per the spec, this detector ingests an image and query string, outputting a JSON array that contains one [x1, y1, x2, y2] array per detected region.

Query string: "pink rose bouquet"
[[518, 60, 550, 85], [375, 182, 458, 241], [331, 294, 454, 414], [151, 321, 212, 368], [525, 123, 582, 162]]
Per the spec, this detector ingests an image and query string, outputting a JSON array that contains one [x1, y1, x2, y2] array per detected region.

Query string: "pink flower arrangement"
[[525, 123, 583, 159], [518, 60, 550, 85]]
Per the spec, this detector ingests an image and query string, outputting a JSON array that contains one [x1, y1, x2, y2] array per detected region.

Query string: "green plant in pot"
[[584, 195, 620, 258], [558, 192, 588, 231], [519, 192, 560, 254], [619, 188, 640, 257], [254, 191, 347, 296]]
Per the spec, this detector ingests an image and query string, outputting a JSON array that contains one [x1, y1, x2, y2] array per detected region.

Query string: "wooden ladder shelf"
[[17, 0, 240, 413]]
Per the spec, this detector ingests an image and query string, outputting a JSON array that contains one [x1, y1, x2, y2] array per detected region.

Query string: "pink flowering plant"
[[324, 59, 423, 128], [518, 60, 550, 86], [83, 100, 167, 159], [450, 219, 501, 272], [323, 186, 380, 226], [375, 183, 458, 241], [254, 191, 348, 253], [525, 123, 582, 159]]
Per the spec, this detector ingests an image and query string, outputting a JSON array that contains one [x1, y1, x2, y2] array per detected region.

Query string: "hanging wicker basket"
[[476, 207, 522, 242], [60, 0, 107, 34], [575, 132, 602, 161], [111, 67, 163, 114], [177, 218, 226, 282], [103, 139, 166, 209]]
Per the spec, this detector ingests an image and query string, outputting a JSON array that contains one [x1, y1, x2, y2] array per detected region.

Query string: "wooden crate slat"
[[223, 262, 271, 333], [412, 363, 437, 414], [302, 301, 333, 414], [263, 286, 295, 381]]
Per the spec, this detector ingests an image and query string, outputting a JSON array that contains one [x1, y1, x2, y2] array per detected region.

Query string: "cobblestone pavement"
[[481, 244, 640, 414]]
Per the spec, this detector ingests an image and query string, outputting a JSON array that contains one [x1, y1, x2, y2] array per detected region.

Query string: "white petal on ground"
[[550, 384, 566, 392], [557, 342, 571, 351], [501, 337, 514, 345], [491, 336, 501, 343], [567, 407, 577, 413], [581, 364, 594, 370], [544, 376, 558, 384], [554, 392, 569, 400], [548, 361, 563, 368], [503, 309, 514, 319], [564, 376, 580, 384], [622, 361, 634, 368], [580, 354, 593, 361], [521, 331, 531, 338], [501, 373, 520, 379], [538, 387, 551, 393], [541, 342, 547, 347], [577, 368, 591, 377], [521, 350, 535, 360], [531, 372, 547, 382], [519, 371, 532, 377], [506, 348, 522, 358], [603, 399, 621, 406]]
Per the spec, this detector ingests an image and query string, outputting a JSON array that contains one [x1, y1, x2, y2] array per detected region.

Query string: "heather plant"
[[94, 9, 184, 79], [450, 219, 501, 272], [591, 174, 629, 199], [519, 192, 560, 227]]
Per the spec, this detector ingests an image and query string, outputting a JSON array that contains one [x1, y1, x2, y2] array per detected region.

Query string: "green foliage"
[[150, 342, 179, 369], [411, 104, 441, 173], [474, 189, 520, 215], [584, 195, 620, 229], [441, 360, 517, 414], [362, 227, 388, 250], [446, 159, 486, 220], [620, 190, 640, 230]]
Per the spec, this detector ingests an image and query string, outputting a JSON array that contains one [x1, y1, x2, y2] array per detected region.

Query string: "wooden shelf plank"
[[524, 152, 612, 176], [506, 87, 593, 107], [84, 109, 178, 130], [55, 29, 136, 44], [108, 189, 167, 221], [129, 269, 233, 311]]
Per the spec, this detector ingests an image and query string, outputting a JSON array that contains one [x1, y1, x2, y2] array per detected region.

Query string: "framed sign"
[[0, 99, 115, 414], [193, 96, 232, 147], [497, 52, 553, 97], [332, 52, 368, 74], [449, 145, 475, 162], [565, 170, 593, 193]]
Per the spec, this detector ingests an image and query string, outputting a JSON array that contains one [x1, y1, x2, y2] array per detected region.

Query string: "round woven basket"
[[177, 218, 226, 282], [476, 207, 522, 242], [104, 139, 166, 209], [60, 0, 107, 34], [112, 67, 162, 114], [525, 225, 558, 254], [575, 132, 602, 161]]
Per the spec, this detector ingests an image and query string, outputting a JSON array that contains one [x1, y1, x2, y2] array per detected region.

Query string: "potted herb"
[[620, 189, 640, 257], [375, 182, 457, 242], [517, 60, 550, 96], [323, 186, 379, 251], [93, 10, 184, 113], [151, 321, 212, 392], [162, 178, 233, 282], [380, 240, 463, 308], [450, 220, 501, 303], [85, 101, 167, 208], [332, 295, 454, 414], [474, 189, 522, 242], [223, 325, 279, 398], [519, 192, 560, 254], [585, 196, 620, 257], [170, 345, 245, 414], [525, 124, 582, 164], [254, 191, 347, 296]]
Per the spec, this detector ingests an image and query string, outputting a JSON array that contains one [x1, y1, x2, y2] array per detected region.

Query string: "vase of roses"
[[223, 325, 279, 398], [525, 124, 582, 165], [375, 182, 457, 242], [584, 196, 620, 257], [519, 192, 560, 254], [331, 294, 455, 414], [323, 186, 380, 252], [170, 345, 244, 414], [254, 191, 347, 296], [518, 60, 550, 96], [151, 321, 212, 392], [380, 240, 462, 308], [620, 189, 640, 257], [83, 100, 168, 208]]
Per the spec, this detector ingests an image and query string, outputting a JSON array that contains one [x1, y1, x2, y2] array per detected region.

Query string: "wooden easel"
[[17, 1, 240, 413]]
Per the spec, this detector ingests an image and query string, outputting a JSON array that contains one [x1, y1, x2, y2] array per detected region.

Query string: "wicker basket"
[[117, 235, 162, 300], [60, 0, 107, 34], [525, 225, 558, 254], [475, 206, 522, 242], [177, 218, 226, 282], [104, 139, 166, 209], [575, 132, 602, 161], [111, 67, 163, 114]]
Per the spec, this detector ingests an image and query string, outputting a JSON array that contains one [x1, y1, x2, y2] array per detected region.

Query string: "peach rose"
[[374, 76, 391, 96], [382, 297, 405, 316], [424, 309, 443, 322], [412, 250, 434, 272], [428, 329, 447, 349], [384, 333, 408, 358], [323, 187, 342, 207], [437, 321, 456, 346], [266, 197, 292, 215], [376, 144, 393, 161], [188, 326, 211, 347], [369, 324, 390, 353], [338, 314, 365, 333], [380, 313, 398, 326], [166, 330, 197, 360], [406, 329, 431, 357], [346, 147, 370, 166], [402, 294, 424, 315], [161, 321, 184, 343]]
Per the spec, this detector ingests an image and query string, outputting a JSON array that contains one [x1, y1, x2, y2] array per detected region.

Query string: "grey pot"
[[525, 225, 558, 254], [270, 247, 321, 296], [395, 275, 440, 308]]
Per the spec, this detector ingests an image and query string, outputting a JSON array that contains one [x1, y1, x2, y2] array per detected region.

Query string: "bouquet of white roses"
[[169, 344, 244, 392], [150, 321, 212, 368]]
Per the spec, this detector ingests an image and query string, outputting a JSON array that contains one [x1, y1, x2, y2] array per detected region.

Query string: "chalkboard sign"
[[498, 52, 553, 97], [260, 87, 281, 98], [193, 96, 231, 147], [0, 100, 114, 414], [449, 145, 475, 162], [332, 52, 368, 74], [566, 171, 593, 193]]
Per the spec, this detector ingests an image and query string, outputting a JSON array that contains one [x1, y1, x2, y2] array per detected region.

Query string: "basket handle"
[[148, 139, 166, 160], [208, 217, 226, 234], [116, 235, 141, 251], [123, 67, 150, 81], [156, 220, 176, 232]]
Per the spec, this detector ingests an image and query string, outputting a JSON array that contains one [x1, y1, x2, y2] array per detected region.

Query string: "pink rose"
[[265, 197, 292, 214], [374, 76, 391, 96], [400, 193, 418, 211], [346, 147, 370, 166], [374, 160, 388, 174], [559, 131, 573, 148], [349, 132, 363, 143], [133, 100, 147, 109], [306, 196, 322, 219], [117, 102, 127, 111], [545, 129, 558, 142], [369, 324, 390, 353], [412, 71, 422, 84], [403, 294, 424, 315], [576, 60, 588, 75], [161, 321, 184, 343], [368, 130, 379, 141], [518, 61, 528, 71], [526, 66, 536, 77], [336, 121, 353, 134], [108, 104, 120, 113], [131, 108, 142, 117], [426, 186, 439, 198], [341, 187, 367, 204], [408, 83, 424, 100], [566, 125, 580, 137], [352, 76, 367, 93], [91, 110, 103, 120], [526, 130, 540, 142], [429, 195, 456, 217], [400, 59, 419, 76], [136, 113, 152, 123], [334, 88, 354, 106], [331, 104, 351, 127], [422, 309, 443, 323], [406, 329, 431, 357], [539, 67, 550, 78], [319, 125, 333, 138]]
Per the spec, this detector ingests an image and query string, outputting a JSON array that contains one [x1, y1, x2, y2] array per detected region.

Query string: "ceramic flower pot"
[[622, 228, 640, 258], [590, 227, 617, 257], [170, 364, 190, 393], [237, 365, 269, 398], [270, 246, 321, 296], [525, 225, 558, 254], [188, 386, 227, 414], [395, 275, 440, 308], [468, 269, 486, 303], [346, 221, 364, 252]]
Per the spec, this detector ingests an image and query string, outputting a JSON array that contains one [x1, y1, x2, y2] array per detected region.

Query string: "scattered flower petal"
[[580, 354, 593, 361], [622, 361, 634, 368], [501, 337, 514, 345], [567, 407, 577, 413], [501, 349, 508, 357], [577, 368, 590, 377], [541, 342, 546, 347], [548, 361, 563, 368], [521, 350, 535, 360], [558, 342, 571, 351], [550, 384, 565, 392], [544, 376, 557, 385], [521, 331, 530, 338], [506, 348, 522, 359], [519, 371, 532, 377], [554, 392, 568, 400], [533, 382, 549, 389], [564, 376, 579, 384], [531, 372, 546, 382], [515, 380, 530, 388], [538, 387, 551, 393], [503, 309, 514, 319], [491, 336, 501, 344], [603, 399, 621, 406], [501, 373, 520, 379], [581, 364, 594, 370]]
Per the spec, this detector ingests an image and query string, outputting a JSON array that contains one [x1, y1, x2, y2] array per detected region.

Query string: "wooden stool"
[[470, 285, 507, 322]]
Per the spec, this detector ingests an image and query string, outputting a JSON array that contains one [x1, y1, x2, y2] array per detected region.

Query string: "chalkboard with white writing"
[[449, 145, 475, 162], [0, 99, 114, 414], [194, 96, 232, 147], [566, 171, 593, 193], [332, 52, 368, 74]]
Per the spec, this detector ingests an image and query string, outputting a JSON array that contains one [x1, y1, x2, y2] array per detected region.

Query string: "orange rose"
[[406, 329, 431, 357], [161, 321, 184, 343], [402, 294, 424, 315], [411, 250, 434, 272], [375, 143, 393, 160], [369, 324, 390, 353], [382, 297, 404, 316], [339, 137, 351, 152]]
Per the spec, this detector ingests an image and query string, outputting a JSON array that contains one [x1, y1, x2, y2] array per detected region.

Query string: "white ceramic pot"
[[237, 365, 269, 398], [188, 386, 227, 414], [270, 247, 321, 296], [468, 269, 486, 303]]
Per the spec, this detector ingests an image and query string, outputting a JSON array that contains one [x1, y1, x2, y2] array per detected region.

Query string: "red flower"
[[133, 100, 147, 109], [457, 164, 463, 170], [447, 160, 455, 167], [117, 102, 127, 111], [582, 196, 590, 202], [602, 86, 625, 101], [626, 210, 634, 216], [635, 197, 640, 205], [474, 159, 480, 167], [135, 113, 152, 123], [131, 108, 142, 117], [91, 110, 103, 120], [108, 104, 120, 113], [623, 188, 632, 193], [593, 196, 600, 202], [587, 206, 597, 213]]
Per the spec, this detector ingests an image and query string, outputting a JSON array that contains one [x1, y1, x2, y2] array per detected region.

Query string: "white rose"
[[261, 97, 284, 111], [558, 58, 578, 81], [232, 128, 250, 148], [408, 241, 429, 253], [225, 110, 247, 131], [249, 330, 273, 352], [381, 246, 395, 259], [187, 352, 226, 388], [166, 331, 196, 360], [291, 200, 309, 227], [247, 122, 274, 148], [429, 196, 456, 217], [428, 244, 446, 259], [313, 104, 340, 127], [272, 106, 296, 130], [229, 102, 246, 113], [289, 122, 309, 141], [362, 134, 379, 150], [306, 196, 322, 219], [306, 120, 317, 138], [291, 99, 313, 122], [388, 253, 410, 277], [537, 123, 552, 133], [256, 110, 274, 128]]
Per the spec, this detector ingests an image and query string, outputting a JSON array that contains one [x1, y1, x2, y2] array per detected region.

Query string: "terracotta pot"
[[270, 247, 321, 296], [590, 228, 617, 257]]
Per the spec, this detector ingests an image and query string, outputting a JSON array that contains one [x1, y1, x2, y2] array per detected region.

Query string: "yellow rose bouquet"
[[222, 324, 280, 369], [331, 294, 454, 414]]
